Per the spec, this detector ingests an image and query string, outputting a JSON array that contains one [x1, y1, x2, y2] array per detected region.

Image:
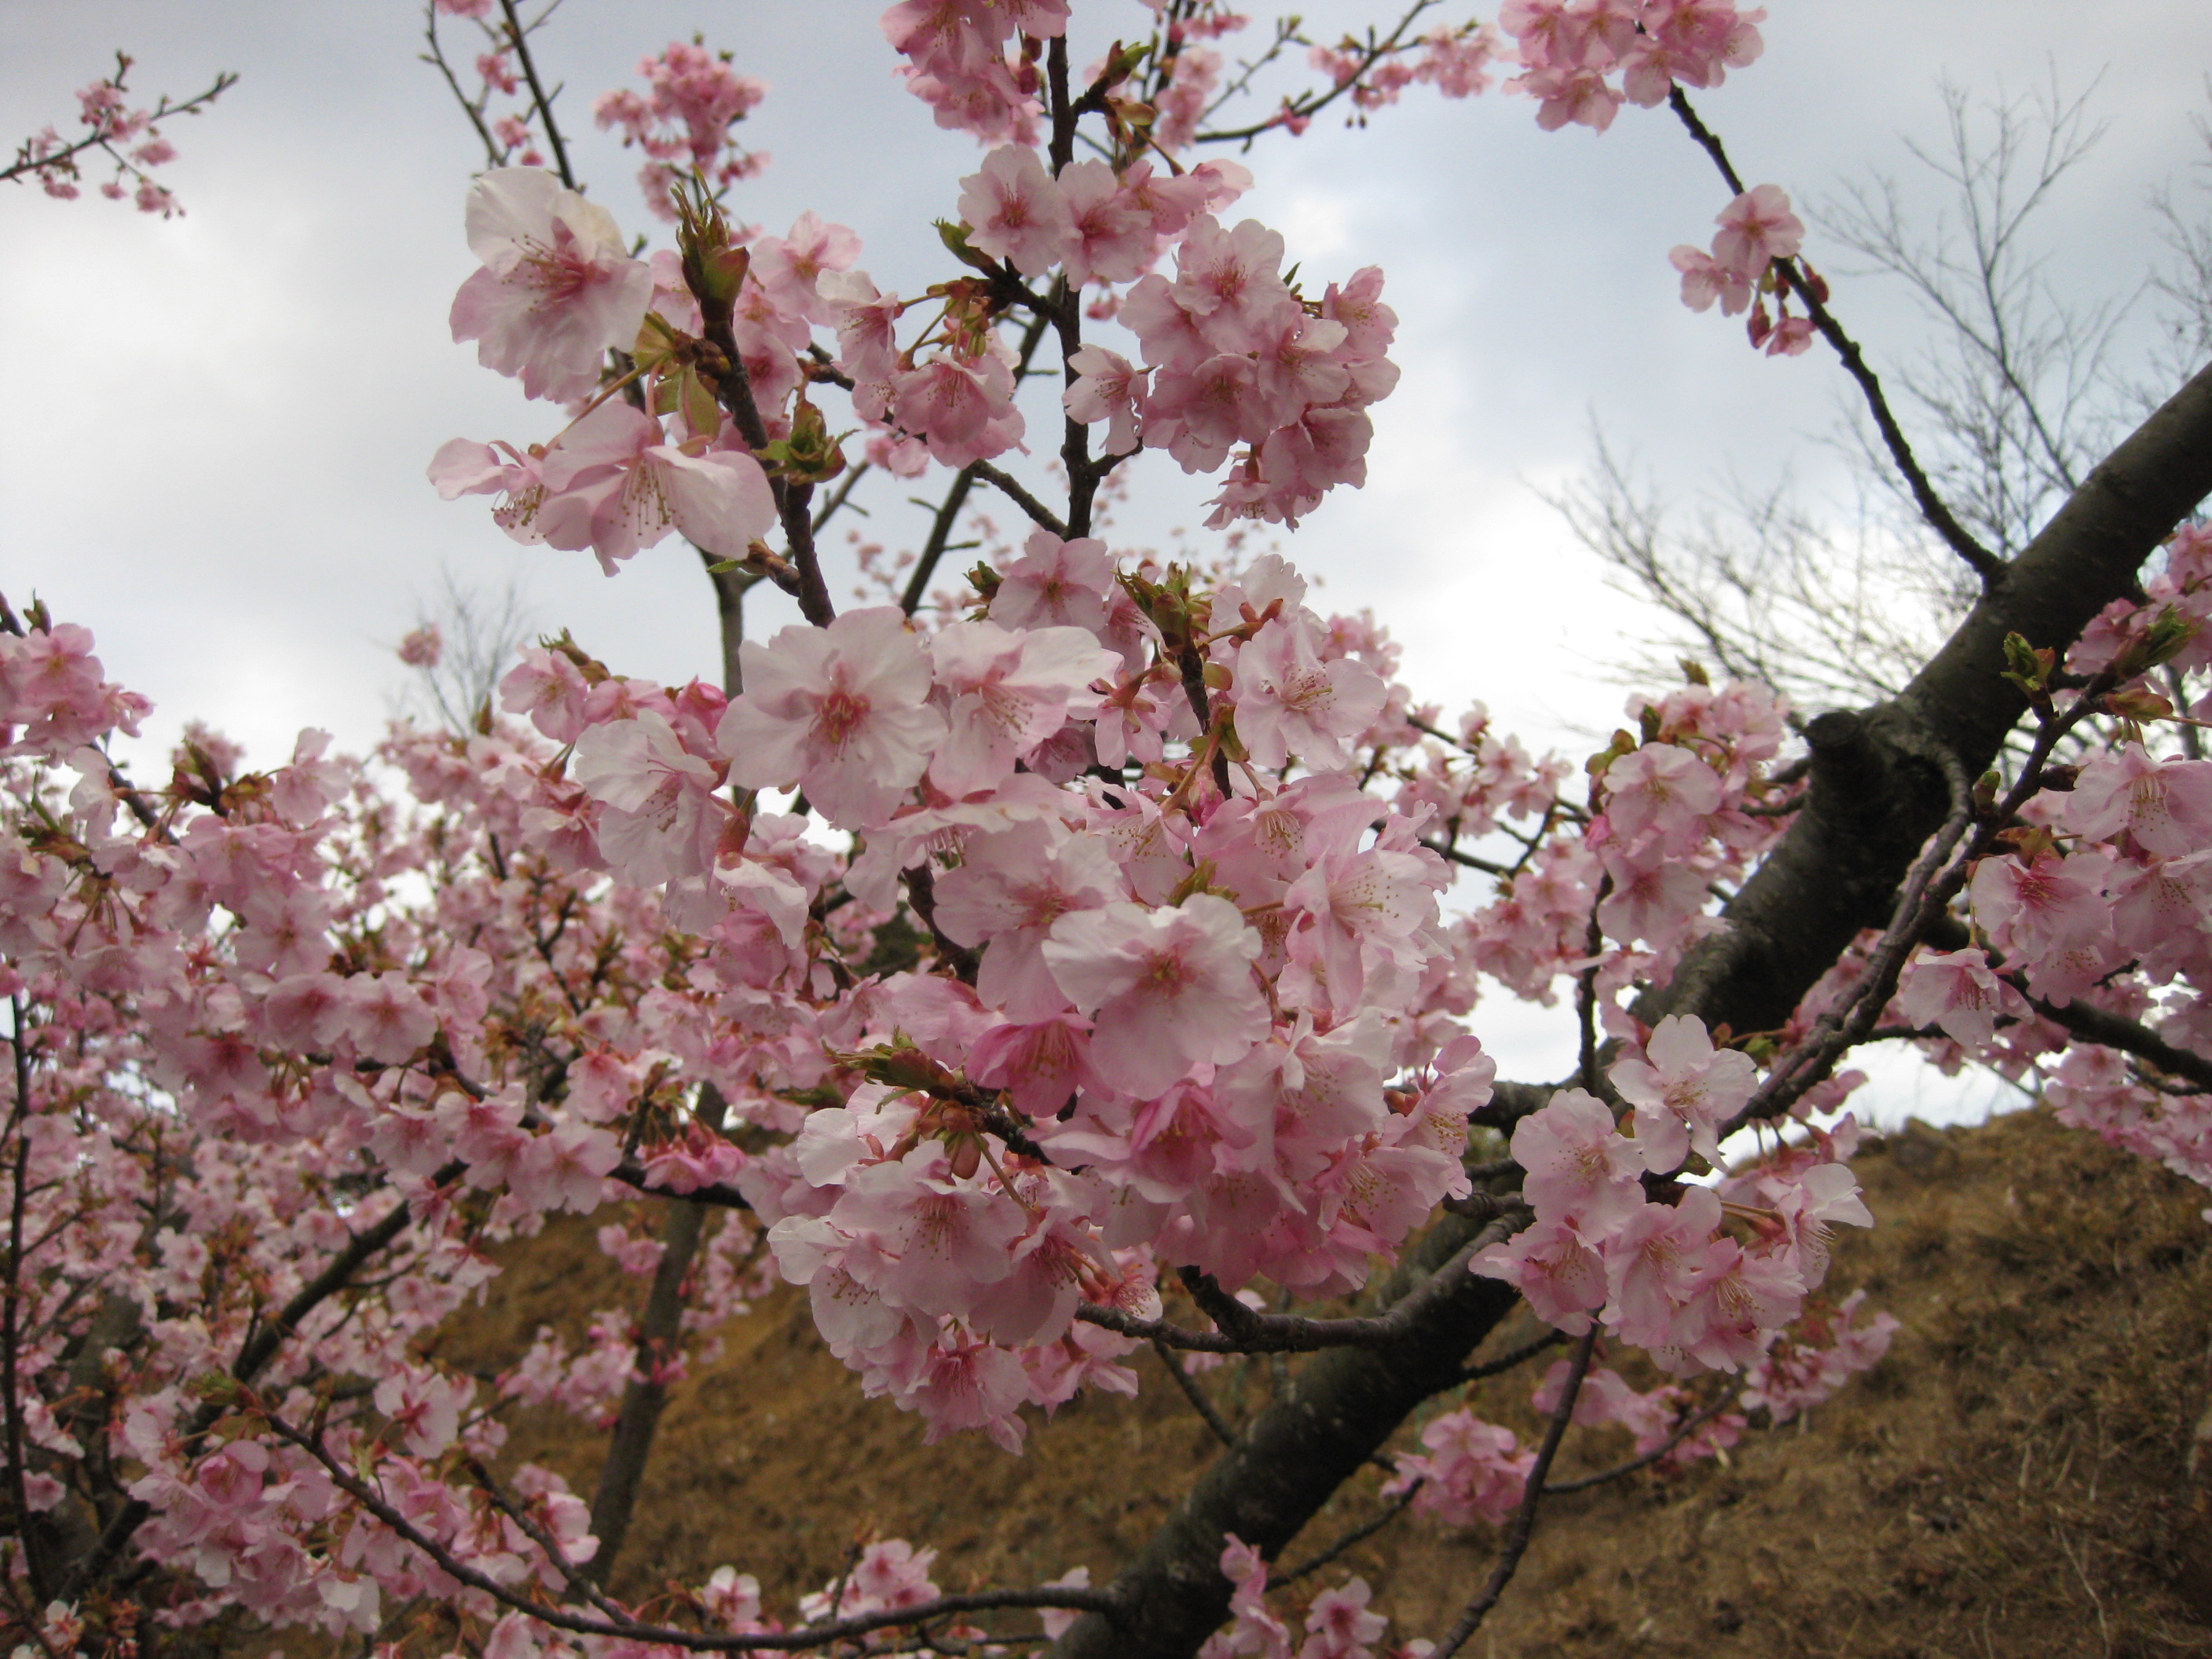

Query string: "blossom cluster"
[[1471, 1023, 1872, 1372], [1497, 0, 1766, 134], [1888, 525, 2212, 1210], [1201, 1535, 1407, 1659], [1668, 181, 1815, 354], [594, 40, 770, 219], [9, 55, 217, 216]]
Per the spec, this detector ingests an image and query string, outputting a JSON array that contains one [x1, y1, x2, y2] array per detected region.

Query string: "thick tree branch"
[[588, 1087, 730, 1580], [2027, 994, 2212, 1093], [1049, 1211, 1522, 1657]]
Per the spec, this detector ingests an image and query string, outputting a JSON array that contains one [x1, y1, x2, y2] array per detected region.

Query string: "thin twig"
[[1459, 1328, 1566, 1382], [970, 460, 1071, 539], [1665, 87, 2005, 586], [498, 0, 576, 190], [1152, 1339, 1240, 1447], [1430, 1327, 1597, 1657], [1269, 1480, 1423, 1587], [1543, 1394, 1734, 1494], [1193, 0, 1445, 148], [259, 1408, 1121, 1653]]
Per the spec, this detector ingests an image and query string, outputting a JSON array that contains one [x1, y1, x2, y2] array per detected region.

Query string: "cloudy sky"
[[4, 0, 2208, 1108]]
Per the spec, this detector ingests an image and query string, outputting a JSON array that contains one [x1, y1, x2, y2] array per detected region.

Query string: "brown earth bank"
[[434, 1108, 2212, 1657]]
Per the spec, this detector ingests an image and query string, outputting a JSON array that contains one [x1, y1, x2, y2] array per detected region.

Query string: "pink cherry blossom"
[[926, 620, 1117, 797], [1232, 617, 1389, 771], [1041, 895, 1269, 1099], [448, 168, 654, 402], [571, 709, 728, 886], [1506, 1087, 1645, 1231], [933, 821, 1122, 1020], [1709, 182, 1803, 280], [719, 607, 947, 829], [2064, 743, 2212, 857], [958, 145, 1075, 277], [1894, 947, 2030, 1046], [1609, 1013, 1756, 1171], [1669, 244, 1752, 315]]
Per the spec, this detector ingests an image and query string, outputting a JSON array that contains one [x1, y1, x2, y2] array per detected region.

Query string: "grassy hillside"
[[438, 1109, 2212, 1657]]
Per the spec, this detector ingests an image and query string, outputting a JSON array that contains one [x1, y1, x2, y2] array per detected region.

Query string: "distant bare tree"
[[397, 568, 535, 734], [1573, 74, 2186, 716]]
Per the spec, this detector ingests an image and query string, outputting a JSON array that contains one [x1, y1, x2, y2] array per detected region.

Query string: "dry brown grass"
[[437, 1108, 2212, 1656]]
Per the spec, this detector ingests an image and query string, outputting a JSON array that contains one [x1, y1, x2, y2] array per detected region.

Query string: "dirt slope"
[[441, 1109, 2212, 1657]]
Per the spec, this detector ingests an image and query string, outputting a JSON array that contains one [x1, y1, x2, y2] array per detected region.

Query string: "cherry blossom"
[[1042, 895, 1270, 1099], [1610, 1013, 1756, 1171], [718, 606, 947, 828], [448, 168, 654, 402]]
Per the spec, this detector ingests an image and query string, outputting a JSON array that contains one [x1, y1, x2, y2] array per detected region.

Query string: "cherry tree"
[[5, 4, 2211, 1657]]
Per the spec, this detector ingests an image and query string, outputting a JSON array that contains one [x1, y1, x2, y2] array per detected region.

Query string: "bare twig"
[[1269, 1479, 1424, 1587], [1543, 1394, 1734, 1494], [1193, 1, 1445, 148], [971, 460, 1071, 539], [1666, 87, 2005, 585], [260, 1408, 1122, 1653], [1430, 1327, 1598, 1657], [1152, 1339, 1240, 1447], [497, 0, 577, 190]]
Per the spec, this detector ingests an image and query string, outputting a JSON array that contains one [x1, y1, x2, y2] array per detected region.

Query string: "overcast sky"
[[4, 0, 2207, 1111]]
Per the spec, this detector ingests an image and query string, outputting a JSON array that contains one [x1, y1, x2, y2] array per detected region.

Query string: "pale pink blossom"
[[958, 145, 1075, 277], [719, 607, 947, 829], [571, 709, 728, 886], [1384, 1410, 1533, 1527], [1609, 1013, 1756, 1171], [1894, 947, 2029, 1046], [536, 401, 778, 574], [987, 529, 1120, 636], [2064, 744, 2212, 858], [448, 168, 654, 402], [1062, 346, 1148, 457], [1232, 617, 1388, 771], [1472, 1214, 1608, 1331], [1709, 183, 1803, 280], [1669, 244, 1752, 315], [927, 621, 1117, 797], [1057, 159, 1155, 286], [1042, 895, 1269, 1099], [1602, 743, 1723, 851], [1505, 1087, 1643, 1232], [934, 821, 1122, 1020]]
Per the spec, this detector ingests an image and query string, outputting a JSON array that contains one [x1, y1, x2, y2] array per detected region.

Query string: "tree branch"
[[588, 1087, 729, 1580], [1152, 1339, 1240, 1448], [262, 1408, 1122, 1653], [1665, 87, 2007, 585], [1429, 1327, 1596, 1657], [498, 0, 577, 190], [971, 460, 1071, 539]]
